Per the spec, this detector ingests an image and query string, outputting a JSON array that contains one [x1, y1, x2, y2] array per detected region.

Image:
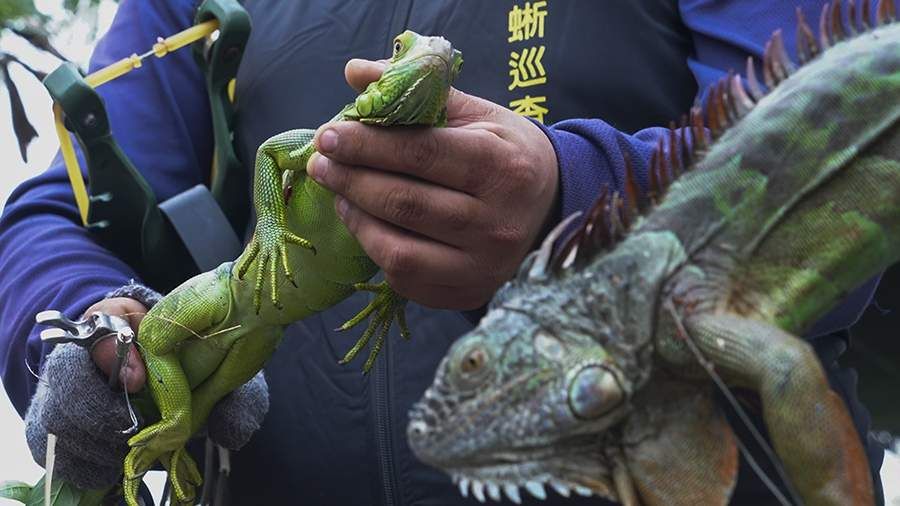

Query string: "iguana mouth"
[[443, 441, 612, 503], [410, 402, 613, 503]]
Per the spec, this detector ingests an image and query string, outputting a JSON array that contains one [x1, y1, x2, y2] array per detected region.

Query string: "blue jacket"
[[0, 0, 883, 504]]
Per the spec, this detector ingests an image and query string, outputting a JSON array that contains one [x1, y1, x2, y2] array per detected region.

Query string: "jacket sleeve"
[[0, 0, 212, 416], [537, 0, 875, 335]]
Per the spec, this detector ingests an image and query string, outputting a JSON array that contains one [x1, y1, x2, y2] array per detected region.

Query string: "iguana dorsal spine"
[[545, 0, 897, 278]]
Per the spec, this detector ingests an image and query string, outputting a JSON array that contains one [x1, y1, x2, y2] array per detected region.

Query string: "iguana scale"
[[407, 3, 897, 504], [116, 31, 462, 506]]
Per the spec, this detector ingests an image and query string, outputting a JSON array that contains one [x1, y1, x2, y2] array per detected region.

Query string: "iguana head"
[[344, 30, 462, 125], [407, 304, 629, 502]]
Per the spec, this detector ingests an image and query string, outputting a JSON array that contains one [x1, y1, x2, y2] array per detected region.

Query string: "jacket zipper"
[[374, 336, 398, 506], [377, 3, 415, 505]]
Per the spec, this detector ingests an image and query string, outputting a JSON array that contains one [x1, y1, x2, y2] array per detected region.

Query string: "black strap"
[[159, 185, 243, 270]]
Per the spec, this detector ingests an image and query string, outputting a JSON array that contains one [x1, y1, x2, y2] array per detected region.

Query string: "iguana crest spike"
[[678, 114, 692, 166], [729, 73, 755, 117], [847, 0, 859, 34], [763, 30, 796, 88], [648, 148, 661, 202], [668, 122, 681, 178], [877, 0, 897, 23], [796, 7, 819, 62], [820, 3, 834, 47], [745, 56, 766, 100], [831, 0, 846, 40], [622, 151, 643, 219]]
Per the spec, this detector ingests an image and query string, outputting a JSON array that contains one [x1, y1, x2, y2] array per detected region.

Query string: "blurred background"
[[0, 0, 895, 504]]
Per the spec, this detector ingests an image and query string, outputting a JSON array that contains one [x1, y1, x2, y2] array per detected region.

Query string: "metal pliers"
[[36, 310, 135, 389]]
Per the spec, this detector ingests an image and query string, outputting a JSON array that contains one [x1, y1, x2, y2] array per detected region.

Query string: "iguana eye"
[[451, 343, 493, 392], [461, 348, 487, 373], [393, 40, 403, 56]]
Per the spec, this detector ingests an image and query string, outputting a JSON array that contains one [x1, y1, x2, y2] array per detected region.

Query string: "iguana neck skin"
[[118, 31, 462, 506], [408, 14, 898, 506]]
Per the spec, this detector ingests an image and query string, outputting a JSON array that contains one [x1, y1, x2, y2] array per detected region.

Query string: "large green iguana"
[[104, 31, 462, 506], [406, 3, 897, 505]]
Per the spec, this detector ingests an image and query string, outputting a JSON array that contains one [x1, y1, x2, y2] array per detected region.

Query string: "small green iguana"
[[407, 2, 897, 505], [102, 31, 462, 506]]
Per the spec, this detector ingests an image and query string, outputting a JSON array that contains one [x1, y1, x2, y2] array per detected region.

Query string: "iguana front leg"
[[235, 130, 318, 312], [681, 311, 873, 505]]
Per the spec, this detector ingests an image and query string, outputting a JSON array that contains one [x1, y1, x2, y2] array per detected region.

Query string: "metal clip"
[[36, 310, 133, 388]]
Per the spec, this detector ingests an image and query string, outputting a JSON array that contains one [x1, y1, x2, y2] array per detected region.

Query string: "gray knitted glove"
[[25, 343, 135, 490], [25, 282, 270, 489], [207, 371, 269, 451]]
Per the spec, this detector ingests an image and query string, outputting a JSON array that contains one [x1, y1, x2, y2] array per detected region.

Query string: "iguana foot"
[[235, 226, 315, 312], [123, 446, 157, 506], [123, 419, 190, 505], [168, 447, 202, 504], [338, 281, 409, 372], [122, 473, 142, 506]]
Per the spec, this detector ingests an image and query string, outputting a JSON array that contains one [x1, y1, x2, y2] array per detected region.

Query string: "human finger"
[[335, 197, 483, 290], [345, 58, 388, 92], [89, 340, 146, 393], [83, 297, 148, 392], [309, 154, 483, 246], [313, 122, 505, 196]]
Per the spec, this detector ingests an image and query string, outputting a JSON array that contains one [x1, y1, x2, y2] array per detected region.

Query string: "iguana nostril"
[[408, 420, 429, 439]]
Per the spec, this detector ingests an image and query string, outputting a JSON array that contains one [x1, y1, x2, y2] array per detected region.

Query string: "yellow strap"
[[54, 104, 90, 224], [227, 77, 236, 102], [55, 19, 221, 224], [84, 19, 220, 88]]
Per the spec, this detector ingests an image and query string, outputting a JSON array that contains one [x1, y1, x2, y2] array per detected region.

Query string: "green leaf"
[[61, 0, 116, 14], [24, 475, 84, 506], [0, 0, 38, 25], [0, 59, 39, 161], [0, 480, 32, 503]]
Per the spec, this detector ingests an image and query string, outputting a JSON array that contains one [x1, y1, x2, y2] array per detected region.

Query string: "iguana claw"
[[235, 228, 315, 313], [338, 281, 409, 372], [168, 447, 202, 504], [123, 446, 155, 506], [123, 416, 191, 505]]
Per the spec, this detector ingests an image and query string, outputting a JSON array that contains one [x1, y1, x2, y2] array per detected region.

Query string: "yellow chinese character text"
[[508, 1, 548, 42], [509, 95, 549, 123], [508, 45, 547, 90]]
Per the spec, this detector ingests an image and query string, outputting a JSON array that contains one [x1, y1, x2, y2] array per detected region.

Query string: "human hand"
[[25, 343, 140, 489], [307, 59, 559, 310], [83, 297, 148, 393], [25, 344, 268, 489], [24, 290, 271, 488]]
